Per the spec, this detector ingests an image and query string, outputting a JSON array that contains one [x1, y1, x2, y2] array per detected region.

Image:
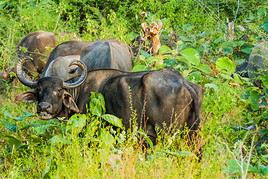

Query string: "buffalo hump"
[[80, 40, 133, 71]]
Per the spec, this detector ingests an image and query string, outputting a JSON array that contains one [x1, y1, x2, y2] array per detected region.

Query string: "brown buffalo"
[[1, 31, 56, 81], [17, 31, 56, 74]]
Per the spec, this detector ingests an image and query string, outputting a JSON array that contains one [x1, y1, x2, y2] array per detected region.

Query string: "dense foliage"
[[1, 0, 268, 178]]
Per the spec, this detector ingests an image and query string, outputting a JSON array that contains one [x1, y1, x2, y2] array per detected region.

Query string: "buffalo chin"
[[38, 111, 54, 120]]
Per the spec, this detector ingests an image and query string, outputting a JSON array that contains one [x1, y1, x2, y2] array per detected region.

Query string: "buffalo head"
[[16, 59, 87, 119]]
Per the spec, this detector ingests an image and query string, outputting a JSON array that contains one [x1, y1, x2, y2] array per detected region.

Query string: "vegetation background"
[[1, 0, 268, 178]]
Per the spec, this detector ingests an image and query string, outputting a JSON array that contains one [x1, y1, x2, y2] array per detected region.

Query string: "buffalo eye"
[[53, 88, 62, 97]]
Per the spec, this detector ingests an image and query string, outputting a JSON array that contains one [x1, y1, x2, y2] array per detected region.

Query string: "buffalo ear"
[[15, 91, 36, 102], [62, 91, 80, 113]]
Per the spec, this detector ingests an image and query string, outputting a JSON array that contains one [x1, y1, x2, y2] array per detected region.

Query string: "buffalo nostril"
[[38, 102, 52, 111]]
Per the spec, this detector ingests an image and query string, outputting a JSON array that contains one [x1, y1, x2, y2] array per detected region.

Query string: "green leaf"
[[137, 130, 153, 148], [195, 64, 212, 74], [0, 120, 17, 132], [216, 57, 236, 75], [140, 50, 151, 58], [147, 56, 160, 64], [89, 92, 106, 117], [99, 128, 115, 147], [233, 73, 243, 84], [2, 135, 22, 149], [4, 111, 34, 121], [66, 114, 87, 134], [187, 71, 202, 82], [32, 125, 52, 136], [129, 31, 139, 41], [224, 160, 243, 174], [262, 22, 268, 32], [158, 45, 171, 54], [241, 47, 252, 54], [49, 135, 71, 145], [258, 165, 268, 175], [204, 83, 218, 91], [223, 47, 233, 55], [132, 64, 147, 72], [29, 120, 60, 135], [260, 75, 268, 89], [180, 48, 200, 66], [248, 90, 261, 111], [259, 129, 268, 135], [182, 23, 194, 31], [219, 73, 233, 80], [176, 56, 190, 66], [164, 59, 177, 67], [222, 41, 244, 48], [225, 160, 268, 175], [101, 114, 124, 129], [213, 37, 224, 45], [258, 7, 267, 17]]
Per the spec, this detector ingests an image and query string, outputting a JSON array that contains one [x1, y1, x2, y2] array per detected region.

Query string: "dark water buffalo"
[[17, 31, 56, 74], [16, 59, 202, 144], [40, 40, 132, 81]]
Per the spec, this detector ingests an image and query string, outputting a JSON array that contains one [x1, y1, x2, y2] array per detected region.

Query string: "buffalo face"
[[16, 77, 80, 119], [16, 59, 87, 119], [36, 78, 79, 119]]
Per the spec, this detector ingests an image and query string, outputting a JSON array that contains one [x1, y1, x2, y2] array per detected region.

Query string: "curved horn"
[[62, 60, 87, 88], [16, 58, 38, 87]]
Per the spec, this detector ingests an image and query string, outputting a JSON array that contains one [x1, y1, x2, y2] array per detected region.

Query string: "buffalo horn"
[[62, 60, 87, 88], [16, 58, 38, 87]]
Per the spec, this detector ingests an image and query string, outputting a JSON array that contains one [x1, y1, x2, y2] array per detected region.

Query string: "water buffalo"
[[1, 31, 56, 81], [16, 59, 202, 144], [17, 31, 56, 74], [40, 40, 132, 81]]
